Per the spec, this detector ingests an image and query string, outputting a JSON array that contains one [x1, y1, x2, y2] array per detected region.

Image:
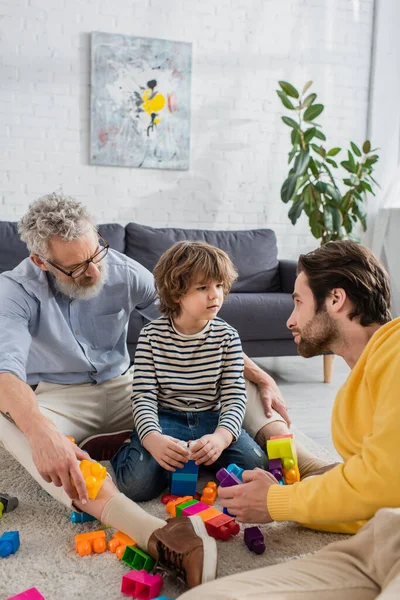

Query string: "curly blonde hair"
[[153, 241, 238, 317]]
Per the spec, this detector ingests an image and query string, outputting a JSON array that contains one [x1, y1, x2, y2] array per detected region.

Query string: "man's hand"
[[190, 428, 233, 466], [28, 426, 90, 503], [218, 468, 278, 523], [143, 432, 189, 471], [258, 375, 291, 426]]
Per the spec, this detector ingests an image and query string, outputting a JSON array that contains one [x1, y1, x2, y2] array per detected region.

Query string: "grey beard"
[[53, 260, 108, 301]]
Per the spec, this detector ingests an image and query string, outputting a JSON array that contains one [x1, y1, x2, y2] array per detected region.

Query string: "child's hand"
[[143, 432, 189, 471], [190, 428, 233, 466]]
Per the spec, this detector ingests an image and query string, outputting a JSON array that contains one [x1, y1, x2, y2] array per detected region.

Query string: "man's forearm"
[[243, 353, 271, 385], [0, 373, 49, 438]]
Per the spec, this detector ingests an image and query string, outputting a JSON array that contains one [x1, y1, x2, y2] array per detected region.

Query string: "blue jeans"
[[111, 409, 269, 502]]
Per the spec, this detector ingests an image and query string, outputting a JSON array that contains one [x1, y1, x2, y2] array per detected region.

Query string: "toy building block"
[[175, 499, 199, 517], [67, 436, 76, 444], [194, 492, 201, 501], [227, 463, 244, 481], [0, 493, 19, 515], [166, 495, 193, 517], [75, 530, 106, 556], [267, 435, 300, 485], [79, 459, 107, 500], [121, 569, 163, 599], [200, 481, 217, 505], [170, 441, 198, 496], [153, 597, 174, 600], [7, 588, 45, 600], [0, 531, 20, 557], [70, 511, 96, 523], [205, 513, 240, 541], [161, 493, 178, 505], [108, 531, 137, 559], [244, 527, 265, 555], [181, 501, 210, 517], [216, 468, 241, 488], [223, 506, 236, 518], [268, 458, 284, 482], [197, 507, 221, 523], [122, 546, 155, 572]]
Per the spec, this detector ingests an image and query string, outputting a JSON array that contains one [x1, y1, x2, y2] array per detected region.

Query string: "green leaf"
[[294, 150, 310, 175], [291, 128, 300, 145], [277, 91, 295, 110], [309, 157, 319, 179], [288, 148, 298, 164], [281, 175, 298, 203], [309, 212, 323, 239], [326, 158, 338, 168], [315, 181, 328, 193], [348, 150, 356, 169], [327, 147, 341, 157], [343, 178, 353, 186], [341, 160, 356, 174], [313, 129, 326, 141], [303, 93, 317, 108], [278, 81, 299, 98], [304, 128, 316, 144], [321, 163, 337, 187], [360, 181, 374, 195], [350, 142, 362, 157], [288, 198, 305, 225], [326, 183, 342, 205], [282, 116, 300, 130], [302, 80, 313, 95], [311, 143, 326, 158], [362, 140, 371, 154], [303, 104, 324, 122], [324, 205, 334, 230]]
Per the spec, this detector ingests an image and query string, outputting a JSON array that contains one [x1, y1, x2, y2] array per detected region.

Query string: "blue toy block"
[[0, 531, 20, 557], [70, 511, 96, 523], [153, 597, 175, 600], [223, 506, 236, 518], [227, 463, 244, 482], [170, 458, 198, 496]]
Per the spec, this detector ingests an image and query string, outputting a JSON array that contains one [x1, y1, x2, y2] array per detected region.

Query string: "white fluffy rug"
[[0, 429, 348, 600]]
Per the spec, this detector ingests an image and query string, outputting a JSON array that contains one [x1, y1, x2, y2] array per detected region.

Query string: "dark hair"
[[153, 241, 238, 318], [298, 240, 391, 326]]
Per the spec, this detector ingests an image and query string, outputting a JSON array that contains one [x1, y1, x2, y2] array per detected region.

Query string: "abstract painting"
[[90, 32, 192, 170]]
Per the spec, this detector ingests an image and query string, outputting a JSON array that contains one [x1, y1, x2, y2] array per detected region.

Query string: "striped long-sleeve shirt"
[[132, 316, 247, 444]]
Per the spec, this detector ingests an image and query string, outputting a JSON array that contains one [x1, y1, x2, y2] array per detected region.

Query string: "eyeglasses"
[[44, 234, 110, 279]]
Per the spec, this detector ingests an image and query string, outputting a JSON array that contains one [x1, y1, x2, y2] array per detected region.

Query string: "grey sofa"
[[0, 221, 298, 360]]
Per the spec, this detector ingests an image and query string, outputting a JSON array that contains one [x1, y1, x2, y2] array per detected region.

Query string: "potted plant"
[[277, 80, 379, 245]]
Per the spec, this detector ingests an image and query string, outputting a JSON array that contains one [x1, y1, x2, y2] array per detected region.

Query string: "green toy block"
[[0, 502, 4, 518], [122, 545, 155, 572], [176, 499, 199, 517]]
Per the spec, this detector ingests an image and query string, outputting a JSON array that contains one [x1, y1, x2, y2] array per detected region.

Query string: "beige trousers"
[[0, 373, 281, 508], [178, 507, 400, 600]]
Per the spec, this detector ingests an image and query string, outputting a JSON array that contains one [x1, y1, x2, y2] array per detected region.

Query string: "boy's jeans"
[[111, 408, 269, 502]]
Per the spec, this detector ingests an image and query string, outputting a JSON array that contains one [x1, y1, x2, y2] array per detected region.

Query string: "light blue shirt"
[[0, 249, 160, 385]]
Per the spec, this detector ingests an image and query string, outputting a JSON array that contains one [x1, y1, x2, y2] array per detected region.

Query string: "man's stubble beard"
[[53, 260, 109, 301], [297, 310, 339, 358]]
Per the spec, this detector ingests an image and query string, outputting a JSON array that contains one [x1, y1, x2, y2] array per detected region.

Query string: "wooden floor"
[[254, 354, 350, 461]]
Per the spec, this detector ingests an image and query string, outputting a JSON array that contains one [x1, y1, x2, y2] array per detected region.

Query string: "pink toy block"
[[7, 589, 45, 600], [181, 501, 210, 517], [121, 569, 163, 599]]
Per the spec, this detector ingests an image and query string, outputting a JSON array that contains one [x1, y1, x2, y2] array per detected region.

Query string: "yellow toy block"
[[80, 459, 107, 500], [267, 435, 300, 485]]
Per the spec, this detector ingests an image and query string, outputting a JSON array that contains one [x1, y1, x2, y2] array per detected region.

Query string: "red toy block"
[[121, 569, 163, 599], [161, 494, 178, 505], [7, 589, 45, 600], [205, 513, 240, 541], [270, 433, 293, 440]]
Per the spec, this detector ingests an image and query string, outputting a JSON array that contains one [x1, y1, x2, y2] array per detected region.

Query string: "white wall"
[[1, 0, 374, 259]]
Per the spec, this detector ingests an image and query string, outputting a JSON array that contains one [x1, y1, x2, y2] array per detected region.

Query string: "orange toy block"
[[201, 482, 217, 506], [80, 459, 107, 500], [283, 465, 300, 484], [108, 531, 137, 559], [197, 507, 221, 523], [166, 495, 193, 517], [67, 436, 76, 444], [75, 530, 106, 556]]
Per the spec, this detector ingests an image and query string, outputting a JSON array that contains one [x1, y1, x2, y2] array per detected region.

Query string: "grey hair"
[[18, 192, 96, 256]]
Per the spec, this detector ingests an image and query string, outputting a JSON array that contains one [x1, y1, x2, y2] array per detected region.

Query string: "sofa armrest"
[[279, 259, 297, 293]]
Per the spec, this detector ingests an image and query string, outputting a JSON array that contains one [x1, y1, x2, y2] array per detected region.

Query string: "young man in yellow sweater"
[[178, 240, 400, 600]]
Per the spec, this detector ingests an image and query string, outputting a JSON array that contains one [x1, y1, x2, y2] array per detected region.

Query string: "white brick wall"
[[1, 0, 374, 259]]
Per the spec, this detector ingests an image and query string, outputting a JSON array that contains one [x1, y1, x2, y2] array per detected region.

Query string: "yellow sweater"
[[268, 317, 400, 534]]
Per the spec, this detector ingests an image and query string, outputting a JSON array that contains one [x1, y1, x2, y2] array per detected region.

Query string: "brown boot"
[[147, 515, 217, 589]]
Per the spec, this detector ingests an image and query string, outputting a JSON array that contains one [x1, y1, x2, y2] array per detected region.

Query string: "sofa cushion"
[[218, 292, 294, 341], [0, 222, 29, 274], [125, 223, 280, 293], [97, 223, 125, 253]]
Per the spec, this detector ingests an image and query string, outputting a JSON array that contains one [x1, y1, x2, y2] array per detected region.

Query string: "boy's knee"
[[255, 420, 289, 448]]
